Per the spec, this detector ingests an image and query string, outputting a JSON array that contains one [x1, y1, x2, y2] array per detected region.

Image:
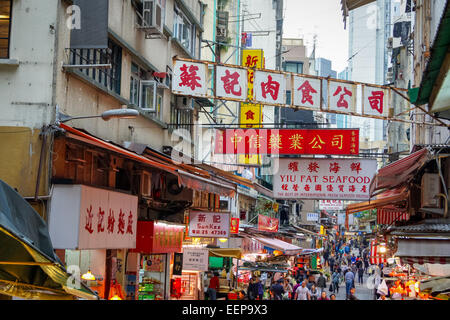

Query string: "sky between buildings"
[[283, 0, 349, 73]]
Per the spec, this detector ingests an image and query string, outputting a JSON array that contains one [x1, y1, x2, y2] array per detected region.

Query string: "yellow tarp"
[[209, 248, 243, 259]]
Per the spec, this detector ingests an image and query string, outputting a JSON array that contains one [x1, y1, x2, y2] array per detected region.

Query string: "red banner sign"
[[230, 218, 240, 234], [215, 129, 359, 155], [132, 221, 184, 254], [258, 214, 279, 233]]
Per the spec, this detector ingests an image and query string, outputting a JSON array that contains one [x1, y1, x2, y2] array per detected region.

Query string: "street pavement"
[[327, 272, 375, 300]]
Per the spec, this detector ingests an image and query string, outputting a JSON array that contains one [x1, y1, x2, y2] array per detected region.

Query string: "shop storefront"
[[127, 220, 185, 300], [48, 184, 138, 300]]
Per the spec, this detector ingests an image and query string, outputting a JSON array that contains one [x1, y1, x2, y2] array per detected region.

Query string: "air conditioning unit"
[[421, 173, 441, 208], [176, 96, 194, 110], [138, 0, 163, 37]]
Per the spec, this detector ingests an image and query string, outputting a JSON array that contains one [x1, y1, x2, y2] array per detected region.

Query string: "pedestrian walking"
[[292, 279, 301, 300], [357, 265, 364, 285], [282, 278, 293, 300], [310, 284, 320, 300], [294, 280, 311, 300], [348, 287, 359, 300], [318, 291, 330, 300], [270, 279, 285, 300], [247, 277, 258, 300], [344, 269, 355, 299], [317, 272, 327, 293], [329, 254, 335, 273], [332, 270, 340, 294]]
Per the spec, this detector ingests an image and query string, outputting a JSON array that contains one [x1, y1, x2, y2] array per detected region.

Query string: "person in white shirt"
[[294, 280, 311, 300]]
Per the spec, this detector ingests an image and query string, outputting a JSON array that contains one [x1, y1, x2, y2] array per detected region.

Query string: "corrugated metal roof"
[[389, 219, 450, 235]]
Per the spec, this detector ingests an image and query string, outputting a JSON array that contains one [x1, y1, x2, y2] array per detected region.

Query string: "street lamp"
[[56, 105, 139, 124]]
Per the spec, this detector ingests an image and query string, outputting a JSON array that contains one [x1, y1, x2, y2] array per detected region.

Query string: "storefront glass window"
[[138, 254, 166, 300]]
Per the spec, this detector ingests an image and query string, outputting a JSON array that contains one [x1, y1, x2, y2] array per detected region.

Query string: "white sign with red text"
[[328, 81, 357, 113], [188, 211, 230, 238], [273, 158, 377, 200], [48, 184, 138, 249], [293, 76, 321, 110], [216, 65, 248, 100], [253, 71, 286, 105], [319, 200, 344, 211], [172, 60, 208, 97], [362, 85, 390, 117]]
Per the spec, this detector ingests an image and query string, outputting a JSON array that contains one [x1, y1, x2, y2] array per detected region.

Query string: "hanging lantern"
[[81, 269, 96, 281]]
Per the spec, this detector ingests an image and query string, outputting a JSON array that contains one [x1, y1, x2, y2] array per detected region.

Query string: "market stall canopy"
[[178, 170, 236, 198], [345, 186, 409, 229], [413, 263, 450, 277], [209, 248, 242, 259], [254, 236, 303, 255], [297, 248, 324, 256], [0, 179, 98, 300], [60, 123, 180, 175], [419, 276, 450, 298], [395, 238, 450, 265], [369, 148, 430, 195]]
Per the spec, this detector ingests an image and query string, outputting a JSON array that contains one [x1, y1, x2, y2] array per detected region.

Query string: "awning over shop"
[[178, 170, 236, 198], [345, 186, 409, 228], [369, 148, 430, 195], [377, 206, 410, 225], [0, 179, 98, 300], [292, 224, 326, 238], [60, 124, 180, 175], [208, 248, 242, 259], [254, 236, 303, 255], [395, 239, 450, 265]]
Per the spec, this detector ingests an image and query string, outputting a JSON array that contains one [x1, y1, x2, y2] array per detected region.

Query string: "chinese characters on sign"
[[328, 81, 357, 112], [182, 248, 209, 271], [319, 200, 344, 211], [188, 211, 230, 238], [363, 85, 389, 117], [273, 158, 377, 200], [172, 60, 208, 97], [79, 185, 138, 249], [215, 129, 359, 155], [216, 65, 247, 100], [172, 59, 412, 124], [293, 76, 321, 110], [253, 71, 286, 105], [230, 218, 240, 234], [173, 253, 183, 276], [307, 213, 320, 222]]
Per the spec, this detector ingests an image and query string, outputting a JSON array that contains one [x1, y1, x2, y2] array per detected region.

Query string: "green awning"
[[0, 179, 98, 300], [413, 1, 450, 115]]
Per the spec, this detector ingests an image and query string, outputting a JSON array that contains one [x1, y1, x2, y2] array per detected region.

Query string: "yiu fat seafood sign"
[[273, 158, 377, 200]]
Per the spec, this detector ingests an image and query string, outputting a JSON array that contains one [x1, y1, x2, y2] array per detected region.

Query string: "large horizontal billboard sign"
[[273, 158, 378, 200], [214, 129, 359, 155]]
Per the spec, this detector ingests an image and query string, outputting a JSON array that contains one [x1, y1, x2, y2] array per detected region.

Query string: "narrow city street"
[[0, 0, 449, 308]]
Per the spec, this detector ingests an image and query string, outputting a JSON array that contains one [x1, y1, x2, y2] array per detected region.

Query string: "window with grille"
[[69, 39, 122, 95]]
